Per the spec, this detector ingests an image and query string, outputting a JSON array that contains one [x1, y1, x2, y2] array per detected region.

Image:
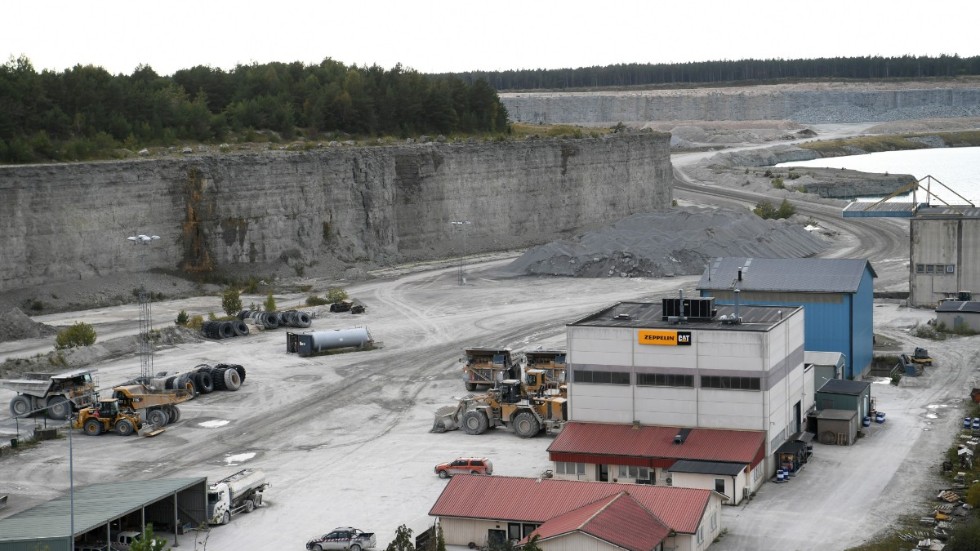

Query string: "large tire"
[[513, 411, 541, 438], [196, 371, 214, 394], [148, 409, 169, 427], [211, 367, 228, 391], [464, 382, 477, 392], [222, 511, 231, 525], [461, 410, 489, 435], [164, 405, 178, 424], [116, 419, 135, 436], [171, 405, 181, 423], [233, 364, 246, 382], [83, 418, 103, 436], [224, 368, 242, 391], [9, 395, 32, 418], [46, 396, 71, 420], [244, 499, 255, 513]]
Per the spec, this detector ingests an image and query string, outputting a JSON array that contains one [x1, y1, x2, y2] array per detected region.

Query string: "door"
[[597, 464, 608, 482], [794, 401, 802, 434]]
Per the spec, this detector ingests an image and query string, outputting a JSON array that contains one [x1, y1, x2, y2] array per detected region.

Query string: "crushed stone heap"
[[507, 207, 828, 278], [0, 308, 58, 343]]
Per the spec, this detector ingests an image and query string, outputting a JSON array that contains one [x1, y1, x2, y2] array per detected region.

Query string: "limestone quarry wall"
[[501, 85, 980, 124], [0, 133, 672, 292]]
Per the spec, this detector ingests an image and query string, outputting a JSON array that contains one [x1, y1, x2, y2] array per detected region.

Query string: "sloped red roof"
[[548, 422, 765, 465], [528, 491, 671, 551], [429, 475, 711, 534]]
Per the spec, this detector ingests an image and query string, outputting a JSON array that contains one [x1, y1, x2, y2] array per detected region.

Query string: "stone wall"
[[501, 85, 980, 124], [0, 133, 672, 292]]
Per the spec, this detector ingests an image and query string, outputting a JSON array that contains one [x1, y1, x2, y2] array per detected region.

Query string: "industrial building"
[[0, 478, 207, 551], [565, 297, 811, 476], [697, 257, 876, 379], [936, 300, 980, 332], [910, 207, 980, 307], [547, 422, 767, 505], [429, 475, 724, 551]]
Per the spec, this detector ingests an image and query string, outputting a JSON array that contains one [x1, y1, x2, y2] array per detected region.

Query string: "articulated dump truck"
[[433, 369, 567, 438]]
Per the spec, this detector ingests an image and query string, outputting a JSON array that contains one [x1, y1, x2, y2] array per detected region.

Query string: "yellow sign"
[[638, 329, 692, 346]]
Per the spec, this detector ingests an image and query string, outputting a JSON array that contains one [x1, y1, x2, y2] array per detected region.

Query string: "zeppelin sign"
[[638, 329, 692, 346]]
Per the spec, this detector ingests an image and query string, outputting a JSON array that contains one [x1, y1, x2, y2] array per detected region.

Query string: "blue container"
[[776, 470, 786, 482], [875, 412, 886, 423], [973, 418, 980, 430], [863, 416, 872, 427], [966, 417, 973, 429]]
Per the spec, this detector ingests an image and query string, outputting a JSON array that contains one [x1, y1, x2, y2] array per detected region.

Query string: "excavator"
[[432, 369, 567, 438]]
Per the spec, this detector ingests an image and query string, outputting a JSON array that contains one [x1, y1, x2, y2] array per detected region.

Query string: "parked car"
[[434, 457, 493, 478], [306, 527, 376, 551]]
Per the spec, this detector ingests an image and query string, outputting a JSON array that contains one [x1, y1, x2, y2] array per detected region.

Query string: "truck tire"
[[244, 499, 255, 513], [513, 411, 541, 438], [46, 396, 71, 420], [83, 418, 103, 436], [224, 368, 242, 391], [222, 511, 231, 525], [196, 371, 214, 394], [171, 405, 182, 423], [9, 395, 32, 418], [116, 419, 135, 436], [233, 364, 246, 382], [211, 367, 228, 391], [148, 408, 169, 427], [465, 382, 477, 392], [462, 411, 489, 435], [164, 405, 178, 424]]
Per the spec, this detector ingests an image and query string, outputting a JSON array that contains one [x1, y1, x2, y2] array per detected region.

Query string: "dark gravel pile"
[[507, 207, 828, 278], [0, 308, 58, 343]]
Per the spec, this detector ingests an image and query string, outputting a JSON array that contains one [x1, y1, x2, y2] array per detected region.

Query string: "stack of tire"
[[202, 319, 249, 340], [161, 364, 246, 395], [238, 309, 312, 329]]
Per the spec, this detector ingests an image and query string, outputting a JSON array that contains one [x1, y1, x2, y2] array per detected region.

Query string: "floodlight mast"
[[450, 220, 471, 285], [128, 234, 160, 381]]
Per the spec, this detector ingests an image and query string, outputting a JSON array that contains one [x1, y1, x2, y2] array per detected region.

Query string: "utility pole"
[[449, 220, 471, 285], [127, 234, 160, 381]]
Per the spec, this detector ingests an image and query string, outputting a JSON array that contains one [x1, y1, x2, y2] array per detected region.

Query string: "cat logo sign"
[[638, 330, 692, 346]]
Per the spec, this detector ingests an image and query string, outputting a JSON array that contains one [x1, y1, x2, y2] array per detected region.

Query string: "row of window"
[[574, 370, 761, 390], [915, 263, 955, 274], [555, 461, 586, 475]]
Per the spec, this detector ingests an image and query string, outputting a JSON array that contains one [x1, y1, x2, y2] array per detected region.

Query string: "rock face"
[[0, 133, 672, 292], [501, 82, 980, 124]]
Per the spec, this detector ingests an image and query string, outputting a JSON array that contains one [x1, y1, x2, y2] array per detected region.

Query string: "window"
[[556, 461, 585, 475], [711, 511, 718, 531], [697, 525, 704, 544], [617, 465, 651, 479], [715, 478, 726, 493], [916, 264, 924, 273], [637, 373, 694, 387], [947, 265, 956, 274], [508, 523, 521, 541], [700, 376, 761, 390], [926, 264, 935, 274], [573, 370, 630, 385]]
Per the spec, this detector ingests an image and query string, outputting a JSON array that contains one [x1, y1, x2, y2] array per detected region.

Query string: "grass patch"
[[800, 130, 980, 156], [511, 122, 613, 139]]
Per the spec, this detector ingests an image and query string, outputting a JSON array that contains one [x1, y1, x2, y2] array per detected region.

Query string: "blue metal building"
[[697, 257, 876, 379]]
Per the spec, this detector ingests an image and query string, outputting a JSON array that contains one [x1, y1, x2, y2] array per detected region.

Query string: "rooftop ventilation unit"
[[673, 427, 692, 444], [614, 313, 631, 321], [662, 297, 716, 321]]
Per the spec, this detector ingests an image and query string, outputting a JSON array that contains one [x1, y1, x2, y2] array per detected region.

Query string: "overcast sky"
[[4, 0, 979, 77]]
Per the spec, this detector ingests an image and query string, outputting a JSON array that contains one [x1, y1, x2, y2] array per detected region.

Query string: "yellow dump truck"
[[112, 383, 192, 428]]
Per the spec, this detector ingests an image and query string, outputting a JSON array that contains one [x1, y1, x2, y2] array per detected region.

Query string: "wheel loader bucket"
[[432, 405, 460, 433]]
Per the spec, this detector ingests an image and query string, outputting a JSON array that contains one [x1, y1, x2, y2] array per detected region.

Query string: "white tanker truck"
[[207, 468, 269, 525]]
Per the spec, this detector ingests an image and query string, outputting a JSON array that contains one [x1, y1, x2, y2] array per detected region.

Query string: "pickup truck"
[[306, 527, 376, 551]]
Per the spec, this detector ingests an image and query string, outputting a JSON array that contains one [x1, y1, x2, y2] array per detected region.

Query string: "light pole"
[[127, 234, 160, 381], [68, 414, 75, 551], [449, 221, 471, 285]]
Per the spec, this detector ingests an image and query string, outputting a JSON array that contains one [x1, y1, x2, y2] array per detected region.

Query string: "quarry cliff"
[[0, 133, 672, 293]]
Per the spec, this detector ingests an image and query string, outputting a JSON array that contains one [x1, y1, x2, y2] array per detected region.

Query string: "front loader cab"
[[499, 380, 523, 404], [98, 399, 120, 418]]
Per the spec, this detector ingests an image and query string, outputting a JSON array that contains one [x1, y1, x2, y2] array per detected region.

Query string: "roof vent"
[[673, 428, 692, 444], [614, 313, 631, 321]]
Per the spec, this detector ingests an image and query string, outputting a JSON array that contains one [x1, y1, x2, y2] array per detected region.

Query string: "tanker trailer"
[[287, 327, 374, 357]]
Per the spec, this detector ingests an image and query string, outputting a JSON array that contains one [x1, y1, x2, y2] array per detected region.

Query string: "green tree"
[[752, 200, 778, 219], [326, 287, 349, 303], [776, 198, 796, 218], [521, 534, 543, 551], [175, 310, 189, 326], [55, 322, 97, 349], [263, 291, 277, 312], [221, 287, 242, 316], [386, 524, 415, 551], [129, 524, 168, 551], [967, 482, 980, 508], [946, 518, 980, 551]]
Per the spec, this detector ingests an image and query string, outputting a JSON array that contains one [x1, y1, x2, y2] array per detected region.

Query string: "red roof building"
[[547, 422, 767, 505], [429, 475, 722, 551]]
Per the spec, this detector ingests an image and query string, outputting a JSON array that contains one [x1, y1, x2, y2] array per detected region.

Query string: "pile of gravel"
[[0, 308, 58, 343], [507, 207, 828, 278]]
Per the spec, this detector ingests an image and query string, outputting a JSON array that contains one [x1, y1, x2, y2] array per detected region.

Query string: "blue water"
[[776, 147, 980, 205]]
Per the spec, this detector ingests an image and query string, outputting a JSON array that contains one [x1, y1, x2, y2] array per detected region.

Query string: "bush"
[[175, 310, 189, 326], [55, 322, 97, 349], [222, 287, 242, 316], [187, 315, 204, 330], [771, 177, 785, 189], [753, 199, 795, 220], [776, 198, 796, 218], [306, 295, 330, 306], [326, 287, 349, 303], [264, 291, 277, 312]]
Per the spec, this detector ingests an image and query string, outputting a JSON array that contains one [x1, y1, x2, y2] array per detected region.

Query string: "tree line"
[[0, 56, 509, 163], [441, 54, 980, 90]]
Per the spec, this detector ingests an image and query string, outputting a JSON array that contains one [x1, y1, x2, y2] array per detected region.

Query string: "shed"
[[0, 477, 207, 551], [936, 301, 980, 333], [805, 351, 845, 391], [816, 379, 872, 420], [698, 257, 876, 379], [812, 409, 859, 446]]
